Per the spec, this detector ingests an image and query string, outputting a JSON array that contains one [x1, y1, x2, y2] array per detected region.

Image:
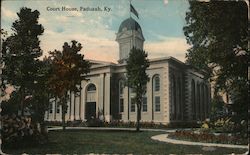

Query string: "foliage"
[[46, 120, 198, 129], [169, 130, 247, 145], [1, 114, 48, 149], [47, 40, 90, 130], [183, 1, 248, 126], [29, 58, 51, 124], [1, 91, 20, 115], [210, 95, 228, 120], [126, 47, 149, 131], [2, 7, 44, 115], [200, 117, 247, 140]]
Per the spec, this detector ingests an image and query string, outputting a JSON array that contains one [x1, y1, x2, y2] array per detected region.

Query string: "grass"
[[4, 130, 247, 155]]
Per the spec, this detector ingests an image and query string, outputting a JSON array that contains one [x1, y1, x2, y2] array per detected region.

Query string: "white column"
[[104, 73, 111, 122], [79, 86, 82, 120], [59, 104, 62, 122], [75, 95, 80, 120], [99, 74, 105, 118], [70, 92, 74, 121], [81, 80, 86, 121]]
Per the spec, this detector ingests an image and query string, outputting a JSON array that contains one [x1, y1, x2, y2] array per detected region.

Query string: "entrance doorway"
[[85, 102, 96, 120], [85, 83, 97, 121]]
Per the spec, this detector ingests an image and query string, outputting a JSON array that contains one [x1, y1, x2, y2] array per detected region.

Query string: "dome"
[[118, 17, 142, 33]]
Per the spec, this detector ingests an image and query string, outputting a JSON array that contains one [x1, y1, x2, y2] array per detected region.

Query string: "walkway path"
[[151, 133, 248, 149]]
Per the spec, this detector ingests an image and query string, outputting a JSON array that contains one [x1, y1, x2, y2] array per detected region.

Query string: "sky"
[[1, 0, 191, 63]]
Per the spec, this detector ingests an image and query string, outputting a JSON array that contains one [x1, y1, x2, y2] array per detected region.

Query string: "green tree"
[[29, 57, 51, 125], [48, 40, 90, 130], [1, 29, 8, 102], [126, 47, 149, 132], [183, 1, 248, 123], [2, 7, 44, 115]]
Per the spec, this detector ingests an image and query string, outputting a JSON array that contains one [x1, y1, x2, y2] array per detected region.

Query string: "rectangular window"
[[155, 96, 160, 112], [142, 97, 147, 112], [120, 98, 124, 113], [131, 98, 136, 112]]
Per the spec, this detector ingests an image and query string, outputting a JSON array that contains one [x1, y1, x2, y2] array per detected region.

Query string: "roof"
[[118, 17, 142, 33]]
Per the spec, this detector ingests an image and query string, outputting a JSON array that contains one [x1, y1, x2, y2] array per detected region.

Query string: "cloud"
[[1, 7, 17, 19], [163, 0, 169, 5], [40, 29, 189, 63], [40, 30, 118, 63], [145, 37, 190, 62], [55, 16, 68, 22], [39, 17, 47, 24]]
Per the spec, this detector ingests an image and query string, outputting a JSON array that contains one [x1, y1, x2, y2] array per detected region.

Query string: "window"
[[119, 98, 124, 113], [131, 98, 136, 112], [119, 80, 124, 95], [155, 96, 160, 112], [154, 75, 160, 91], [87, 83, 96, 92], [142, 97, 147, 112], [49, 103, 53, 113]]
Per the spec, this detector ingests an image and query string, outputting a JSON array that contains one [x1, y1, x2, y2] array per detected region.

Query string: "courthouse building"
[[45, 17, 211, 124]]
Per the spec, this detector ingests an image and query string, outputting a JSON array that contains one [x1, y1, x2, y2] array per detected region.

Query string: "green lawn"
[[4, 130, 247, 155]]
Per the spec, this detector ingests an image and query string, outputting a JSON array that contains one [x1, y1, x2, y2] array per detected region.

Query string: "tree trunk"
[[136, 103, 141, 132], [62, 94, 68, 131], [62, 103, 66, 131]]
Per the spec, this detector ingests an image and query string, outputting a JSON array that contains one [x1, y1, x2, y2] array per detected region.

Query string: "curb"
[[47, 126, 176, 133]]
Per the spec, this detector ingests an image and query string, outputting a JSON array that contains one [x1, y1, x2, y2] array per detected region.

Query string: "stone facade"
[[45, 17, 211, 124]]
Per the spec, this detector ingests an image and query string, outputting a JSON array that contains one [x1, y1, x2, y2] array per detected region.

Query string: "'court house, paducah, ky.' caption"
[[46, 6, 112, 12]]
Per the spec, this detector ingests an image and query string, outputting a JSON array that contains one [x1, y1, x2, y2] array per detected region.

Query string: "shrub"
[[1, 114, 48, 149], [169, 130, 247, 145]]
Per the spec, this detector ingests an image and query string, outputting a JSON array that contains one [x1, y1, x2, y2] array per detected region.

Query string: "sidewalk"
[[151, 133, 248, 149]]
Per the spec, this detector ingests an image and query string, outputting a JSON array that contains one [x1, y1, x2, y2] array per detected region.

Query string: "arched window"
[[142, 84, 147, 112], [153, 74, 161, 112], [119, 80, 125, 95], [87, 83, 96, 92], [153, 75, 160, 91], [191, 80, 196, 120], [86, 83, 97, 103]]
